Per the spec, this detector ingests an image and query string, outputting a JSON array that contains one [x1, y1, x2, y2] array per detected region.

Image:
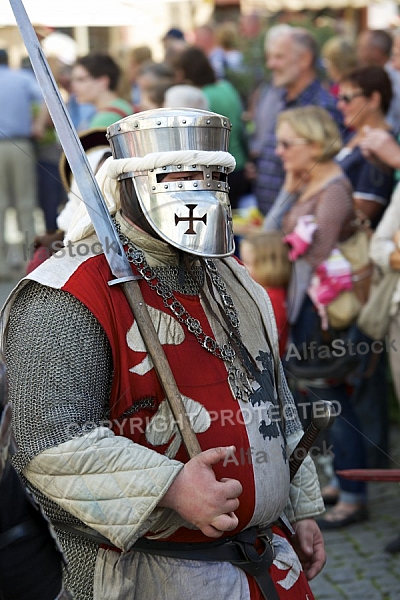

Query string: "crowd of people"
[[2, 12, 400, 599]]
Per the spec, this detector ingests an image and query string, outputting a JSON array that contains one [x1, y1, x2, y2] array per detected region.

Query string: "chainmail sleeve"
[[4, 282, 185, 600], [4, 282, 113, 599], [5, 281, 113, 473]]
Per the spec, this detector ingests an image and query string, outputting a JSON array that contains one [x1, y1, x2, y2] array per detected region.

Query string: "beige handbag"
[[357, 270, 400, 340], [326, 228, 372, 329]]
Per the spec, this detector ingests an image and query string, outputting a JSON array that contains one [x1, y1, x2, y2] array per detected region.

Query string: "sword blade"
[[9, 0, 134, 282]]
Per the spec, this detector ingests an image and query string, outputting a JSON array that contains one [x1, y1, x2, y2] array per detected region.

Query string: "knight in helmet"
[[1, 108, 325, 599]]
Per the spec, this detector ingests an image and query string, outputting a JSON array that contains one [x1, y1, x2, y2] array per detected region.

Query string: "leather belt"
[[131, 526, 279, 600], [55, 522, 279, 600]]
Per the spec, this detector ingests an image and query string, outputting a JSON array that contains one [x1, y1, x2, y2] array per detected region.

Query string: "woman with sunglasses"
[[336, 66, 395, 229], [336, 66, 395, 477], [263, 105, 369, 530]]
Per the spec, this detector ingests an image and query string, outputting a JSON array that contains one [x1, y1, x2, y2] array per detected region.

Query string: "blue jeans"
[[290, 298, 367, 502], [306, 381, 367, 501], [347, 326, 389, 469], [37, 161, 67, 233]]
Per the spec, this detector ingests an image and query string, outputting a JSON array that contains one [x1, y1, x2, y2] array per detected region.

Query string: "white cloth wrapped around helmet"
[[66, 108, 236, 258]]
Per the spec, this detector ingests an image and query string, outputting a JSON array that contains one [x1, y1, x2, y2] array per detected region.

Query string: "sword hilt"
[[289, 400, 336, 481]]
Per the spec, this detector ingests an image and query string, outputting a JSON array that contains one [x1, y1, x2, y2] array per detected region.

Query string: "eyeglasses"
[[276, 138, 309, 150], [337, 91, 365, 104]]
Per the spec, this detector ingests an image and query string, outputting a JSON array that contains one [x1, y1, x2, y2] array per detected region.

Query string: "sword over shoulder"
[[9, 0, 202, 459], [10, 0, 131, 283]]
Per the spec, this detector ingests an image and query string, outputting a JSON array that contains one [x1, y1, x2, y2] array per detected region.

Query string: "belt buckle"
[[231, 527, 274, 575], [258, 530, 275, 562]]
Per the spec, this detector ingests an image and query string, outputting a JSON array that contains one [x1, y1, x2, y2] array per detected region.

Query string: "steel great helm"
[[106, 108, 236, 257]]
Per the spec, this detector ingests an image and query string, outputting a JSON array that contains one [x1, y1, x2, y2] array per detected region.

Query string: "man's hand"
[[360, 126, 400, 169], [159, 446, 243, 538], [291, 519, 326, 580]]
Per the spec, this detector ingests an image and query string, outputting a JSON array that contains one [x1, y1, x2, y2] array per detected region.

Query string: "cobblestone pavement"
[[310, 426, 400, 600], [1, 277, 400, 599]]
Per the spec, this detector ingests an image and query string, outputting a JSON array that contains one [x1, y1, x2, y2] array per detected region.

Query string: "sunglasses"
[[337, 91, 365, 104], [276, 138, 309, 150]]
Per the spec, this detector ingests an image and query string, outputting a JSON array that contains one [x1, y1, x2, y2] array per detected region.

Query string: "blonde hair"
[[240, 231, 291, 288], [276, 105, 342, 161], [129, 45, 152, 66], [215, 21, 240, 50], [321, 36, 357, 78]]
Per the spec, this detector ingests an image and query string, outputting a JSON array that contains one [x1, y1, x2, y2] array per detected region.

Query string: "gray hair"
[[164, 84, 209, 110], [264, 24, 291, 52], [290, 28, 319, 67], [265, 25, 319, 68], [367, 29, 393, 57]]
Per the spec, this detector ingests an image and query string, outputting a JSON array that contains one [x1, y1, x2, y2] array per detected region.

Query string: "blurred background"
[[0, 0, 399, 68]]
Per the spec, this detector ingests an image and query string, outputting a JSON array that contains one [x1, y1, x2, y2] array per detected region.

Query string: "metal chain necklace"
[[115, 220, 255, 401]]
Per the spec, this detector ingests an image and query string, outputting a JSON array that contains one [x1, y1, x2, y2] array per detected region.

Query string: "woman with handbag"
[[264, 105, 369, 529], [336, 65, 395, 472]]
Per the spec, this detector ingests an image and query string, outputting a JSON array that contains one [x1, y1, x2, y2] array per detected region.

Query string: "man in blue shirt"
[[0, 49, 43, 279], [249, 26, 343, 216]]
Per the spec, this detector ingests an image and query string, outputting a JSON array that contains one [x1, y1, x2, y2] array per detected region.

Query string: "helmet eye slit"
[[155, 169, 227, 184], [156, 171, 204, 183]]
